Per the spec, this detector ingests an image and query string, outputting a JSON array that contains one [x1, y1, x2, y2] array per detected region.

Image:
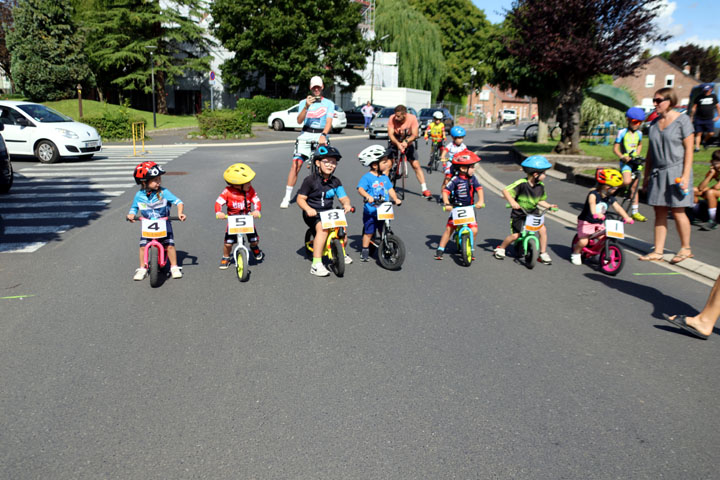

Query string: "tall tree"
[[375, 0, 445, 100], [0, 0, 17, 93], [82, 0, 212, 113], [669, 44, 720, 83], [211, 0, 368, 98], [7, 0, 94, 101], [407, 0, 490, 101], [507, 0, 669, 154]]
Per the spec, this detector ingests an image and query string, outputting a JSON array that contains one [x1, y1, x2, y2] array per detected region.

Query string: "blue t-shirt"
[[298, 98, 336, 130], [128, 187, 183, 218], [357, 172, 393, 214]]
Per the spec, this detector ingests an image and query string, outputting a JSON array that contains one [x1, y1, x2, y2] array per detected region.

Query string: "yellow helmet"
[[596, 168, 623, 187], [223, 163, 255, 185]]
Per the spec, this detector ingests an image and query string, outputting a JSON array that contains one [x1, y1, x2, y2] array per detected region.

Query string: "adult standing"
[[387, 105, 432, 199], [485, 111, 492, 128], [280, 76, 335, 208], [691, 83, 720, 152], [639, 87, 695, 264], [361, 101, 374, 133]]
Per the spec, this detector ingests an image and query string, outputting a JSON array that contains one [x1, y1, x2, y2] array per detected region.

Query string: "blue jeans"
[[364, 116, 372, 128]]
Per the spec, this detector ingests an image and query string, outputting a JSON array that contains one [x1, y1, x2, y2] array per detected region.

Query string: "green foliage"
[[669, 44, 720, 83], [196, 109, 254, 138], [211, 0, 368, 97], [7, 0, 94, 101], [376, 0, 445, 99], [82, 102, 145, 139], [580, 97, 628, 130], [235, 96, 297, 123]]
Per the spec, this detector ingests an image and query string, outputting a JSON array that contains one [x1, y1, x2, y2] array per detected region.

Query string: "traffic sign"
[[209, 71, 216, 85]]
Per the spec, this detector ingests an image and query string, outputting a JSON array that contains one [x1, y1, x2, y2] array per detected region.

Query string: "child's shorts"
[[510, 215, 526, 234], [363, 211, 384, 235], [577, 220, 603, 238]]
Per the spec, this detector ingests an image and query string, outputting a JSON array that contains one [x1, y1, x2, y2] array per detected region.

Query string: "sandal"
[[670, 248, 694, 264], [639, 251, 664, 262]]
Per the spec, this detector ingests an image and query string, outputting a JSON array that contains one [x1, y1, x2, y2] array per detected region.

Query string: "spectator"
[[361, 101, 374, 133], [691, 84, 720, 152], [662, 274, 720, 340], [485, 111, 492, 128]]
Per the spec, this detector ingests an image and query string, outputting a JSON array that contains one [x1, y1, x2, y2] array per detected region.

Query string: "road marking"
[[0, 295, 36, 299], [1, 200, 112, 208], [0, 243, 46, 253], [10, 184, 134, 190], [633, 272, 683, 276], [4, 226, 73, 234], [1, 211, 100, 219], [9, 191, 124, 198]]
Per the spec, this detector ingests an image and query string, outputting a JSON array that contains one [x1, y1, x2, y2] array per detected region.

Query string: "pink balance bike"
[[130, 215, 181, 287], [570, 213, 626, 276]]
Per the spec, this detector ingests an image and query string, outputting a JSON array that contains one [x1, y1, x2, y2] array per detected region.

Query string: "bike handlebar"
[[505, 204, 557, 215], [215, 212, 261, 219], [127, 215, 181, 222]]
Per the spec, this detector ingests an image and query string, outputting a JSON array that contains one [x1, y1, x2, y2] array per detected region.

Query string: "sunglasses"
[[320, 159, 337, 164], [652, 97, 669, 104], [629, 119, 642, 124]]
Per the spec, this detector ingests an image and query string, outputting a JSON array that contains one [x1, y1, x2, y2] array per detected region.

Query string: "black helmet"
[[315, 145, 342, 161]]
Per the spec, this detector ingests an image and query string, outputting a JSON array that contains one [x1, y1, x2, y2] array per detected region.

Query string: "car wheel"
[[0, 157, 12, 194], [272, 119, 284, 131], [35, 140, 60, 164]]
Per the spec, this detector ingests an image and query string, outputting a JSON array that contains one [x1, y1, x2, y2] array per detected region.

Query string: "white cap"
[[310, 76, 324, 88]]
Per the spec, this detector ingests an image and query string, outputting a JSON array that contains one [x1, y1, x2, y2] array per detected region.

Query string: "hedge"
[[236, 96, 298, 123], [196, 108, 254, 137], [82, 106, 145, 140]]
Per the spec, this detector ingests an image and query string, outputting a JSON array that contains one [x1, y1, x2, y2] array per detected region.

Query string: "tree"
[[407, 0, 491, 101], [211, 0, 368, 98], [82, 0, 213, 113], [6, 0, 94, 101], [375, 0, 445, 100], [506, 0, 669, 154], [0, 0, 17, 93], [668, 44, 720, 83]]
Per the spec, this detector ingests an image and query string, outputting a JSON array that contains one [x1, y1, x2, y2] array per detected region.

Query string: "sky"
[[471, 0, 720, 54]]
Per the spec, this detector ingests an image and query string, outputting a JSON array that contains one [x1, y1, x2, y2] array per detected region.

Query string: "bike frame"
[[454, 224, 474, 253], [230, 233, 251, 266], [143, 239, 168, 268], [578, 214, 621, 259], [306, 224, 347, 260]]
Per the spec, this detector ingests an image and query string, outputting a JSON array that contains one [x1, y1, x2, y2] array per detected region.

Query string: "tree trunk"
[[536, 96, 556, 144], [156, 70, 168, 115], [553, 86, 583, 154]]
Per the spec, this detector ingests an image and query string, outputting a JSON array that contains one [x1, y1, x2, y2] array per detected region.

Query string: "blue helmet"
[[521, 155, 552, 173], [450, 126, 466, 137], [626, 107, 645, 121]]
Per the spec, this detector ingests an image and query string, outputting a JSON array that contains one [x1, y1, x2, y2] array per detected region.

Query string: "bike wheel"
[[550, 126, 561, 141], [524, 239, 536, 269], [330, 238, 345, 277], [377, 233, 406, 270], [524, 124, 539, 141], [304, 229, 314, 259], [459, 231, 473, 267], [148, 246, 160, 287], [236, 248, 250, 282], [600, 241, 624, 276]]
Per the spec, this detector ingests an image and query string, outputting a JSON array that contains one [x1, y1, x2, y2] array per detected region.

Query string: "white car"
[[502, 108, 518, 124], [268, 103, 346, 133], [0, 101, 102, 163]]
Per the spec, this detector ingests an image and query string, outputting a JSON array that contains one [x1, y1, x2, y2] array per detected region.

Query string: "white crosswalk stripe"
[[0, 146, 196, 253]]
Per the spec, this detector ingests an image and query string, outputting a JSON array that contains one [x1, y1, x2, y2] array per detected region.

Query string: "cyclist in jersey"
[[387, 104, 432, 199], [613, 107, 647, 222], [280, 76, 335, 208]]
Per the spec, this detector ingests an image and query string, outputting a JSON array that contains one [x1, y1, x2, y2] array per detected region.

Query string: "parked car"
[[418, 108, 454, 133], [0, 101, 102, 163], [368, 107, 420, 139], [502, 108, 518, 124], [345, 104, 384, 128], [267, 103, 347, 133], [0, 123, 12, 194]]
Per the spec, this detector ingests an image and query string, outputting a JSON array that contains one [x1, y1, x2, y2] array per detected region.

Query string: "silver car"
[[369, 107, 419, 139]]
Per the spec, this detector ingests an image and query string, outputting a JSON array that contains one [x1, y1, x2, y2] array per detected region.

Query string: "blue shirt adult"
[[297, 97, 335, 131]]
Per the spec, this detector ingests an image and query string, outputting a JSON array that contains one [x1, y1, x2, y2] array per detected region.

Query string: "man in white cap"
[[280, 75, 336, 208]]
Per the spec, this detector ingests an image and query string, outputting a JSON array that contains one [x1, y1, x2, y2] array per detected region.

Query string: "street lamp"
[[370, 34, 390, 105], [145, 45, 157, 128]]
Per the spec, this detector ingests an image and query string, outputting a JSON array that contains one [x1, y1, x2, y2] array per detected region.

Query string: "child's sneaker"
[[310, 263, 330, 277], [361, 252, 369, 262], [170, 266, 183, 278], [493, 247, 505, 259], [538, 252, 552, 264], [280, 199, 290, 209], [700, 220, 718, 231], [133, 267, 147, 281], [570, 253, 582, 266], [631, 212, 647, 222], [219, 257, 231, 269], [344, 255, 353, 264], [254, 249, 264, 261], [435, 248, 444, 260]]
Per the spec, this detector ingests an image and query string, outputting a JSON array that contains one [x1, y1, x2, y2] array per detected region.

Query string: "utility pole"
[[145, 46, 157, 128]]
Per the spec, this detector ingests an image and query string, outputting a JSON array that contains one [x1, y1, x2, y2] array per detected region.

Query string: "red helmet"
[[133, 161, 165, 184], [452, 149, 481, 166]]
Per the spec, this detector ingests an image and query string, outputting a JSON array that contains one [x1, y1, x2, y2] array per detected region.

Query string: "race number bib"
[[141, 218, 167, 238], [376, 202, 394, 220], [605, 219, 625, 239], [524, 214, 545, 232], [228, 215, 254, 235], [452, 206, 475, 226], [319, 209, 348, 229]]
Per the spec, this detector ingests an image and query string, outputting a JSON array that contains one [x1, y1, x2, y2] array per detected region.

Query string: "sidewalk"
[[474, 142, 719, 283]]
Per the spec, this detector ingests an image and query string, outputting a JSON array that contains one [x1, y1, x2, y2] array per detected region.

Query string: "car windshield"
[[419, 109, 441, 117], [18, 104, 73, 123], [377, 108, 395, 118]]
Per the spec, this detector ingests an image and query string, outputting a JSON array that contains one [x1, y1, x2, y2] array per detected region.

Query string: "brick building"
[[467, 85, 537, 122], [613, 56, 701, 113]]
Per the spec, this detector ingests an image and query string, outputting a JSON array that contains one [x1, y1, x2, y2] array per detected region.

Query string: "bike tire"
[[524, 124, 539, 141], [525, 239, 536, 269], [148, 246, 160, 287], [304, 229, 314, 259], [393, 161, 405, 200], [600, 241, 624, 276], [330, 238, 345, 277], [550, 126, 561, 141], [459, 231, 473, 267], [236, 248, 250, 282], [377, 233, 406, 270]]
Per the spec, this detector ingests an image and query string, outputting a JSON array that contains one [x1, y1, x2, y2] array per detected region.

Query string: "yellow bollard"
[[132, 122, 147, 156]]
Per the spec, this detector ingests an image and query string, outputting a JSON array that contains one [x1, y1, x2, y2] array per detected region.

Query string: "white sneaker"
[[280, 199, 290, 209], [170, 266, 183, 278], [539, 252, 552, 264], [570, 253, 582, 266], [344, 255, 353, 264], [310, 263, 330, 277], [133, 267, 147, 281], [493, 247, 505, 259]]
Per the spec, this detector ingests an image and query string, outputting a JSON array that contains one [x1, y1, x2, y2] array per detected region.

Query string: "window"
[[645, 75, 655, 88], [665, 75, 675, 87], [479, 91, 490, 100]]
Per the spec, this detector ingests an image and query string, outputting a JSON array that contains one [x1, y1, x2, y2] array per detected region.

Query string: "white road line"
[[19, 172, 136, 177], [0, 242, 46, 253], [12, 177, 130, 183], [19, 164, 168, 171], [0, 200, 112, 208], [4, 191, 123, 198], [10, 184, 134, 190], [4, 225, 73, 234], [1, 212, 99, 219]]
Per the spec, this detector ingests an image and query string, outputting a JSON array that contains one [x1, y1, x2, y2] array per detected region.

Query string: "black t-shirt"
[[297, 173, 345, 211], [694, 93, 718, 121], [578, 190, 617, 223]]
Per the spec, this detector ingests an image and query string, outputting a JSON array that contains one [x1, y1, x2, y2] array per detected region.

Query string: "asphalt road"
[[1, 126, 718, 479]]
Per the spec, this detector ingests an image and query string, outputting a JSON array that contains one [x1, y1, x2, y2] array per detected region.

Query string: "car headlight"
[[56, 128, 79, 139]]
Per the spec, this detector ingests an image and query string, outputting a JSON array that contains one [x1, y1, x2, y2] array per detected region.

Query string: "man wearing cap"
[[281, 76, 336, 208], [691, 84, 720, 152]]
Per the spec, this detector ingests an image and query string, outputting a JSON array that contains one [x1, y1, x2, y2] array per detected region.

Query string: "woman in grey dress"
[[639, 87, 694, 263]]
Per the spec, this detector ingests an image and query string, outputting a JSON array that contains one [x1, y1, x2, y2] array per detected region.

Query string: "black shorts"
[[224, 228, 259, 245], [387, 142, 418, 161], [303, 211, 322, 229], [510, 213, 526, 235], [694, 118, 715, 134]]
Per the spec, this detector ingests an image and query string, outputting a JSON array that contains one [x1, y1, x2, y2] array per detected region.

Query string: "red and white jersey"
[[215, 185, 261, 215]]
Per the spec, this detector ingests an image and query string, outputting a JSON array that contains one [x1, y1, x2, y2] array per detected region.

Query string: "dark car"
[[418, 107, 454, 133], [345, 104, 384, 128], [0, 123, 12, 194]]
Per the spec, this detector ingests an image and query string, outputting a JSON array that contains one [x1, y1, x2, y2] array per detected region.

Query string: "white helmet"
[[358, 145, 387, 167], [432, 111, 443, 120]]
